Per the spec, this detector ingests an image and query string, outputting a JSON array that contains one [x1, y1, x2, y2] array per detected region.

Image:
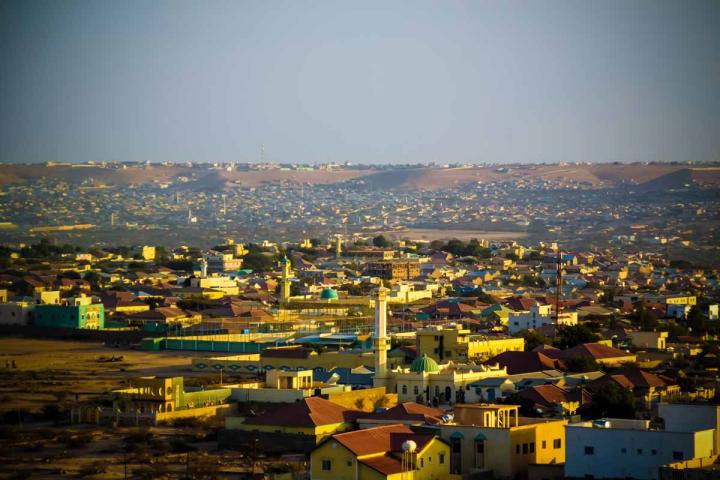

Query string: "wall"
[[564, 424, 715, 480], [311, 439, 356, 480], [659, 403, 720, 454]]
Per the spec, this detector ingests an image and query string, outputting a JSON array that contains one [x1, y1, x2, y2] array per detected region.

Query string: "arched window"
[[402, 385, 407, 395], [413, 386, 419, 395]]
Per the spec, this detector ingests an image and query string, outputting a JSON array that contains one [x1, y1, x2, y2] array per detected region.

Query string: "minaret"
[[199, 258, 208, 278], [373, 285, 390, 388], [335, 235, 342, 259], [280, 255, 292, 303]]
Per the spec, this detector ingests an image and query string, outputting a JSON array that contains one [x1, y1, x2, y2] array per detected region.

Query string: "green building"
[[34, 303, 105, 329]]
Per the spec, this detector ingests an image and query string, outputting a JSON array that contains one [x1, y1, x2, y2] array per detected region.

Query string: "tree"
[[372, 235, 390, 248], [554, 324, 600, 349], [242, 252, 276, 272], [630, 304, 658, 331], [585, 382, 636, 419], [686, 305, 706, 334], [565, 356, 600, 373], [521, 330, 552, 351]]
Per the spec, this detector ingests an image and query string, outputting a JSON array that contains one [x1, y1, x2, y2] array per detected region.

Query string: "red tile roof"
[[544, 343, 633, 361], [333, 424, 434, 457], [359, 454, 404, 476], [244, 397, 357, 428], [485, 351, 565, 374], [365, 402, 444, 425]]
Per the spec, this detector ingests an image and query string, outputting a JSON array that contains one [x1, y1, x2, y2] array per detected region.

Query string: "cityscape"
[[1, 1, 720, 480]]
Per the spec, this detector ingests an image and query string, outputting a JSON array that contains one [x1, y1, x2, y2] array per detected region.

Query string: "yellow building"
[[141, 246, 156, 261], [435, 404, 566, 480], [311, 423, 458, 480], [416, 325, 525, 363]]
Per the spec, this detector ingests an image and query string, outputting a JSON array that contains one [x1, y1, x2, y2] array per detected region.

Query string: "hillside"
[[0, 163, 717, 191]]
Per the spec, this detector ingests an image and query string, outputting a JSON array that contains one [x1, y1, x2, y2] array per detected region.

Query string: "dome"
[[320, 288, 339, 300], [409, 353, 440, 374]]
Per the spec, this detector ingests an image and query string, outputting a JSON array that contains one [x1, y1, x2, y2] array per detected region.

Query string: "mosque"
[[372, 286, 507, 405]]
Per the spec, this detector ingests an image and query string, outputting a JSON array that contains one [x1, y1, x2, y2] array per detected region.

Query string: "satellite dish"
[[327, 373, 340, 385]]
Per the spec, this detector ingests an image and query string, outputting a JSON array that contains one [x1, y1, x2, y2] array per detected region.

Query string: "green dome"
[[409, 354, 440, 374], [320, 288, 338, 300]]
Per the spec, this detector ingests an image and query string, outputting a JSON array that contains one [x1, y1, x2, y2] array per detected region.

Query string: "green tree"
[[241, 251, 276, 272], [565, 356, 600, 373], [686, 305, 706, 334], [585, 382, 636, 419], [372, 235, 390, 248], [554, 324, 600, 349], [521, 330, 552, 351], [630, 304, 658, 331]]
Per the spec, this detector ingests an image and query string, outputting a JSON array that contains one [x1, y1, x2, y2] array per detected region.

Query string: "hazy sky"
[[1, 0, 719, 164]]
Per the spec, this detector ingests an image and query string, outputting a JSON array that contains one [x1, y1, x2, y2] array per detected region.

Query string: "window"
[[553, 439, 562, 449], [584, 446, 594, 455], [637, 449, 643, 455], [346, 460, 353, 467], [621, 448, 627, 454], [651, 449, 657, 456], [673, 451, 684, 461], [439, 453, 445, 464], [542, 440, 547, 449], [530, 442, 535, 453], [321, 460, 331, 471], [413, 386, 419, 395], [402, 385, 407, 395], [420, 458, 424, 467], [523, 443, 528, 454], [445, 350, 452, 357]]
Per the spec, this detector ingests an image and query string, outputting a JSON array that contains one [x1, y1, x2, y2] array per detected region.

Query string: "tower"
[[335, 235, 342, 259], [554, 249, 562, 324], [280, 255, 292, 303], [199, 258, 208, 278], [373, 285, 390, 388]]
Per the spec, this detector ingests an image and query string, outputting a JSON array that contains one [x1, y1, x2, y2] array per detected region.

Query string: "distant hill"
[[0, 163, 717, 191], [636, 167, 720, 192]]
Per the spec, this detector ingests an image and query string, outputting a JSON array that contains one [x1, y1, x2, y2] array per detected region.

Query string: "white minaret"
[[199, 258, 208, 278], [373, 285, 389, 388]]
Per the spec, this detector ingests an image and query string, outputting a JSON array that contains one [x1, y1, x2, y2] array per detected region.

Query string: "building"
[[374, 289, 506, 404], [224, 397, 358, 450], [433, 404, 567, 480], [311, 423, 455, 480], [0, 301, 35, 325], [112, 376, 232, 414], [659, 403, 720, 454], [416, 325, 524, 363], [366, 260, 421, 281], [627, 331, 668, 350], [33, 295, 104, 329], [564, 417, 715, 480], [204, 251, 243, 273], [507, 304, 578, 334], [189, 275, 239, 296], [140, 245, 156, 261]]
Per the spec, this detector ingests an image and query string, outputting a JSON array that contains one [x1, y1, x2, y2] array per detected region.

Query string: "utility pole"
[[555, 249, 562, 324]]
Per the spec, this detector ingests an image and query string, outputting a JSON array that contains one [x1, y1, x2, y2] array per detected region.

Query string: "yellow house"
[[416, 325, 524, 363], [435, 404, 566, 480], [311, 423, 458, 480]]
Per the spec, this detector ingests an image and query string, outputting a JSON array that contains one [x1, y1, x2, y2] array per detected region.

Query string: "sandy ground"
[[0, 338, 220, 414]]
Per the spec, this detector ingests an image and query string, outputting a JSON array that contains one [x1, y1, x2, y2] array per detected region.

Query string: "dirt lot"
[[0, 338, 219, 414], [0, 338, 300, 479]]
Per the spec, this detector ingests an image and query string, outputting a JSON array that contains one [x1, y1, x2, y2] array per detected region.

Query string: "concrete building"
[[33, 295, 104, 329], [628, 331, 668, 350], [564, 417, 715, 480], [507, 304, 578, 334], [433, 404, 567, 480], [311, 423, 455, 480], [204, 251, 243, 273], [416, 325, 525, 363], [366, 259, 421, 281]]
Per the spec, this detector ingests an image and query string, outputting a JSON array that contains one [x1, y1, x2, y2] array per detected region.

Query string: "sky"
[[1, 0, 719, 165]]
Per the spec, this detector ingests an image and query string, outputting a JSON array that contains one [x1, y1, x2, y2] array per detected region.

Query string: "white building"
[[564, 416, 715, 480], [507, 304, 577, 334]]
